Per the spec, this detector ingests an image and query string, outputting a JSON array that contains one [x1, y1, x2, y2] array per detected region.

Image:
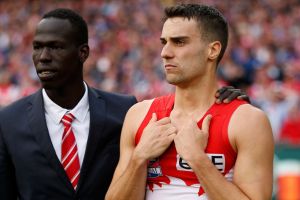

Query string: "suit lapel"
[[77, 88, 106, 189], [27, 90, 74, 191]]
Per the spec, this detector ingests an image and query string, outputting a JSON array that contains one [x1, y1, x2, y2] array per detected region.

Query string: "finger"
[[167, 126, 177, 136], [216, 86, 234, 95], [167, 132, 177, 141], [156, 117, 171, 125], [216, 89, 233, 103], [202, 114, 212, 133], [216, 99, 222, 104], [237, 94, 251, 103], [223, 92, 240, 103], [149, 113, 157, 123], [215, 98, 222, 104], [159, 123, 176, 134]]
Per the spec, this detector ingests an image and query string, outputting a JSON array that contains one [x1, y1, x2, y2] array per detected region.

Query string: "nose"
[[39, 47, 51, 62], [161, 43, 174, 59]]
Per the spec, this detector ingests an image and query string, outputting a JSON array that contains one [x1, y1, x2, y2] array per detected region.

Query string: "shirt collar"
[[42, 82, 89, 124]]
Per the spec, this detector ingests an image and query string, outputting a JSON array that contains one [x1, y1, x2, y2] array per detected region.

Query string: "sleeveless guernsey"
[[135, 94, 248, 200]]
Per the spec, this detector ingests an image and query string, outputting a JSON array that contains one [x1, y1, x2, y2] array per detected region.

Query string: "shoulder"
[[89, 87, 137, 104], [88, 87, 137, 114], [0, 91, 39, 117], [123, 99, 154, 135], [126, 99, 154, 121], [231, 104, 270, 128], [229, 104, 273, 149]]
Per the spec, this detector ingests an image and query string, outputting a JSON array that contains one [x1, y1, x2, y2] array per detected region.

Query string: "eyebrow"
[[32, 40, 64, 45], [160, 36, 189, 41]]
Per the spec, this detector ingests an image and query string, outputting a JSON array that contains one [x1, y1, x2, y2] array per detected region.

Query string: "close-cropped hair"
[[163, 4, 228, 63], [43, 8, 88, 46]]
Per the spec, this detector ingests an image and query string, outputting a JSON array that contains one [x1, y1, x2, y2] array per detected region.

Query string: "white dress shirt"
[[43, 83, 90, 166]]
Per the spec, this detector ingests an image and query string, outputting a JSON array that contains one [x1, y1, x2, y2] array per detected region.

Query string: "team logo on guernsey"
[[207, 154, 225, 172], [147, 158, 162, 178], [176, 154, 225, 172], [176, 154, 193, 171]]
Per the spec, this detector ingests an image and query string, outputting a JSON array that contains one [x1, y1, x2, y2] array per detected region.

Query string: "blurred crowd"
[[0, 0, 299, 145]]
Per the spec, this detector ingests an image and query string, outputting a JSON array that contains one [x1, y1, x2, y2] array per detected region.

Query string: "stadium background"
[[0, 0, 299, 199]]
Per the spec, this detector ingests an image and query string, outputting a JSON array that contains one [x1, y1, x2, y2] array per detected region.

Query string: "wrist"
[[132, 149, 148, 167], [185, 151, 208, 169]]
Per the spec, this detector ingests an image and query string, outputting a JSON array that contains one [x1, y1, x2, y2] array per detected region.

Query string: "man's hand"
[[215, 86, 250, 104], [134, 113, 177, 160], [174, 115, 212, 162]]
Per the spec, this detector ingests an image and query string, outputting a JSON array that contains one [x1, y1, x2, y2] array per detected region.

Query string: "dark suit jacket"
[[0, 87, 137, 200]]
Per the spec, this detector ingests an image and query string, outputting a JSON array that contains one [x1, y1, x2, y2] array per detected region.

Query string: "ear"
[[208, 41, 221, 61], [78, 44, 89, 63]]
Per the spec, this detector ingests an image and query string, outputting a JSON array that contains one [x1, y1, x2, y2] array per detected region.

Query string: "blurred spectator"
[[257, 81, 298, 142], [279, 100, 300, 145]]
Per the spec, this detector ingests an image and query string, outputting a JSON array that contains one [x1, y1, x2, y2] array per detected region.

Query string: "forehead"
[[34, 18, 74, 42], [161, 17, 201, 38]]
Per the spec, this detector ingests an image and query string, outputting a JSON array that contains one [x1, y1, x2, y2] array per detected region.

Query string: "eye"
[[160, 39, 167, 45], [33, 45, 41, 50], [49, 45, 63, 50], [174, 39, 185, 46]]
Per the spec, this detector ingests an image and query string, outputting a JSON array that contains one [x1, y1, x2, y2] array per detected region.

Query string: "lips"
[[37, 70, 57, 80], [164, 64, 177, 70]]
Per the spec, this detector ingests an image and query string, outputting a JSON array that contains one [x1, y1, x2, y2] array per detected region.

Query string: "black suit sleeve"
[[0, 124, 17, 200], [131, 96, 138, 106]]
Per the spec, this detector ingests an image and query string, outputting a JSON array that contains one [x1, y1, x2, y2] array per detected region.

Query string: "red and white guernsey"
[[135, 94, 248, 200]]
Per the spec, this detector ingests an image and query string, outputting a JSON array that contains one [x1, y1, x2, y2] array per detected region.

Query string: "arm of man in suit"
[[0, 121, 17, 199]]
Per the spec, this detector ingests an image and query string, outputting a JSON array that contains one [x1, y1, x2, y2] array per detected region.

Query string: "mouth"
[[37, 70, 58, 80], [164, 64, 177, 70]]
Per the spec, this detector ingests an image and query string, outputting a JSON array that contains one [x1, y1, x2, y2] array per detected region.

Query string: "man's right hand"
[[134, 113, 177, 160], [215, 86, 250, 103]]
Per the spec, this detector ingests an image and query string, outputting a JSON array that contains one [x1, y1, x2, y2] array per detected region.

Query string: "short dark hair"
[[42, 8, 88, 46], [163, 4, 228, 64]]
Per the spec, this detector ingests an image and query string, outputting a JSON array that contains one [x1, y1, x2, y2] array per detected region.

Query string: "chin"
[[41, 82, 59, 90], [166, 77, 181, 85]]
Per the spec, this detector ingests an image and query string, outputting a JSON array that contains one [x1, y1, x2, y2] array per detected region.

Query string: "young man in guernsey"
[[105, 4, 274, 200]]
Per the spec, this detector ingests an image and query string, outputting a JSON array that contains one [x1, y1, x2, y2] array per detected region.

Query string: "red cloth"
[[61, 113, 80, 190], [280, 117, 300, 145]]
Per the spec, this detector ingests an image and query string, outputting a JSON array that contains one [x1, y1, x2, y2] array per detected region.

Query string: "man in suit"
[[0, 8, 248, 200], [0, 8, 137, 200]]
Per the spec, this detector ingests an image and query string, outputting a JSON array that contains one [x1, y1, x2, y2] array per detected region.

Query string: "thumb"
[[202, 114, 212, 133], [149, 113, 157, 123]]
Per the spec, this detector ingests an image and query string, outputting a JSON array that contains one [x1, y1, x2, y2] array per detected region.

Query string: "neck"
[[173, 73, 218, 115], [45, 81, 85, 109]]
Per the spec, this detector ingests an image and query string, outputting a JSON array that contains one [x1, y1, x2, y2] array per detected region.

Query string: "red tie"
[[61, 113, 80, 190]]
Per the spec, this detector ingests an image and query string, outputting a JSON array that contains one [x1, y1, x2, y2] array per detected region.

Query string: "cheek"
[[181, 51, 203, 68], [65, 52, 80, 63], [32, 54, 38, 65]]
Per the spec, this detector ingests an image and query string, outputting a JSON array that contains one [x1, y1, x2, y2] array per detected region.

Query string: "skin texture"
[[32, 18, 89, 109], [105, 16, 273, 200]]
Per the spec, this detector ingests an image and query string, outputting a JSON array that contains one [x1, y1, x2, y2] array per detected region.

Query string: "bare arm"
[[105, 100, 177, 200], [174, 104, 274, 200]]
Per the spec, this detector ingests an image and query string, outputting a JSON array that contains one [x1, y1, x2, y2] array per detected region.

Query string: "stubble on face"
[[161, 17, 209, 87]]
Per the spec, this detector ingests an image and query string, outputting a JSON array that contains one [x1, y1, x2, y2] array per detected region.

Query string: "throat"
[[45, 86, 85, 109]]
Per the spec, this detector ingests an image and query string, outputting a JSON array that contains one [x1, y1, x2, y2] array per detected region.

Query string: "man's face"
[[32, 18, 82, 90], [160, 17, 209, 86]]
